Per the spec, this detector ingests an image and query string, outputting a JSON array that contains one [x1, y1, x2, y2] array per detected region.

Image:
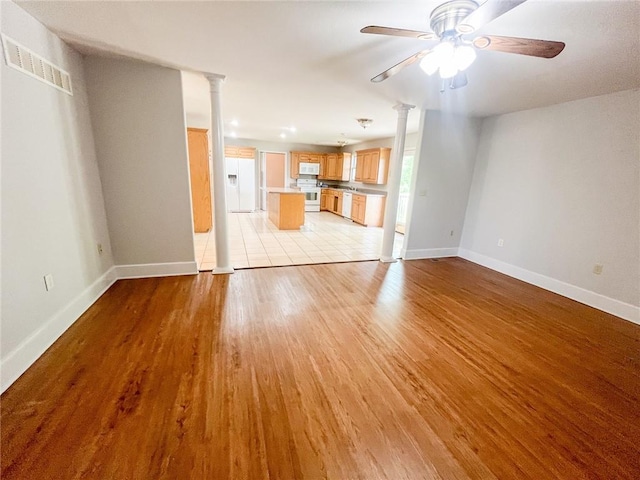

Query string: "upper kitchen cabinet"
[[291, 151, 325, 179], [320, 152, 351, 181], [354, 148, 391, 184], [225, 146, 256, 159], [291, 152, 301, 179]]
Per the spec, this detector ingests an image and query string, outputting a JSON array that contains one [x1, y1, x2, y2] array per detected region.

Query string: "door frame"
[[259, 150, 288, 210]]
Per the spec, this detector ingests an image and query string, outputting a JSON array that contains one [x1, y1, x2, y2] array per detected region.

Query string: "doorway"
[[396, 150, 414, 234], [259, 151, 287, 210]]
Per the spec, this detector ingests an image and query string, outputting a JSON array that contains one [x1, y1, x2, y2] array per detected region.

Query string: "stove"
[[296, 177, 320, 212]]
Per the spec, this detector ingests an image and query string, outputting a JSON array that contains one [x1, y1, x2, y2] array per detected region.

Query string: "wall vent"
[[1, 34, 73, 95]]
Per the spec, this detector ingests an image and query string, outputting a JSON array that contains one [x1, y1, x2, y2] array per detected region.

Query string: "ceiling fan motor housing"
[[430, 0, 479, 38]]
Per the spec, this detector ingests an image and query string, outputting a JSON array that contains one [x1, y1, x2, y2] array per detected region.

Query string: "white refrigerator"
[[225, 157, 256, 212]]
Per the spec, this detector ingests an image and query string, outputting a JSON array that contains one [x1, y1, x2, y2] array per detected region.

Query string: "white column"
[[380, 103, 415, 263], [205, 73, 234, 274]]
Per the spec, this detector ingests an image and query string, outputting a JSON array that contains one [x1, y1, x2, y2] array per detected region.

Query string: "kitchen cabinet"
[[225, 145, 256, 159], [187, 128, 212, 233], [339, 153, 352, 181], [291, 152, 301, 179], [291, 151, 326, 179], [351, 193, 386, 227], [326, 154, 338, 179], [322, 188, 343, 214], [320, 153, 352, 181], [355, 148, 391, 184], [320, 191, 328, 211], [319, 155, 327, 179], [268, 191, 305, 230]]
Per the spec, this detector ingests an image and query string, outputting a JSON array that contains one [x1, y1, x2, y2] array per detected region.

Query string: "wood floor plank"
[[1, 258, 639, 479]]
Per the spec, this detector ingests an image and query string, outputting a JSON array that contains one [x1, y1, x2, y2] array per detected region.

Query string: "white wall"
[[461, 89, 640, 317], [1, 2, 115, 391], [404, 110, 481, 258], [84, 56, 196, 276]]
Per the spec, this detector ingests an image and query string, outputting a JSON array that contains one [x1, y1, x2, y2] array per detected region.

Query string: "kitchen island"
[[267, 189, 305, 230]]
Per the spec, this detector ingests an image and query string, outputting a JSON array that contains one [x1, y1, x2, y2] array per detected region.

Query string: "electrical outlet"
[[593, 264, 603, 275], [44, 274, 55, 291], [497, 238, 504, 247], [97, 243, 103, 255]]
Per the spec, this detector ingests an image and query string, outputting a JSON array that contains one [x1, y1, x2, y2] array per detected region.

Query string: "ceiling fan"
[[361, 0, 565, 89]]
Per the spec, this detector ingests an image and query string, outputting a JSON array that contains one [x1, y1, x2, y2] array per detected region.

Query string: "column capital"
[[204, 73, 226, 84], [204, 73, 227, 92], [393, 103, 415, 113]]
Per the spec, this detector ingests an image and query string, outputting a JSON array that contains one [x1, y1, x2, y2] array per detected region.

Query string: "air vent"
[[1, 34, 73, 95]]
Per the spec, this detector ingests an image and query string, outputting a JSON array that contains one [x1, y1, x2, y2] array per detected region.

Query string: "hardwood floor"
[[2, 259, 639, 479]]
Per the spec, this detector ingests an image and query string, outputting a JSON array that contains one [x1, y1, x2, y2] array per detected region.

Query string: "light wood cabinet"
[[319, 152, 352, 181], [225, 145, 256, 159], [323, 188, 386, 226], [268, 192, 305, 230], [339, 153, 352, 181], [351, 194, 365, 224], [291, 152, 301, 179], [355, 148, 391, 184], [319, 155, 327, 179], [291, 151, 326, 179], [326, 153, 338, 179], [187, 128, 212, 233], [351, 193, 386, 227], [322, 188, 343, 214]]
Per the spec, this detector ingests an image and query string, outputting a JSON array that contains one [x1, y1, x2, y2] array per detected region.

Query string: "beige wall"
[[84, 56, 196, 268]]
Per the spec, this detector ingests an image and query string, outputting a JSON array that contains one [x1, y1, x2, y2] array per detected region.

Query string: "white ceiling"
[[16, 0, 640, 146]]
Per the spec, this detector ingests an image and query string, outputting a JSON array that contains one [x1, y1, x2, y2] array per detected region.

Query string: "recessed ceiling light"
[[230, 119, 239, 127], [288, 126, 297, 133], [280, 133, 286, 139], [230, 131, 237, 138]]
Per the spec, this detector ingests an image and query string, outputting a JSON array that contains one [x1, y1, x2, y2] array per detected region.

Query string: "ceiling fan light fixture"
[[433, 41, 455, 60], [454, 44, 477, 71], [439, 62, 458, 79], [419, 52, 440, 75]]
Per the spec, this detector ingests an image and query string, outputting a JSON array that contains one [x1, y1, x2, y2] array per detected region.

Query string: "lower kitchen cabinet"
[[351, 194, 386, 227], [321, 188, 343, 215], [322, 189, 386, 227]]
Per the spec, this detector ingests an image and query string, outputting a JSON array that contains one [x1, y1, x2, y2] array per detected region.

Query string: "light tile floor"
[[194, 211, 404, 271]]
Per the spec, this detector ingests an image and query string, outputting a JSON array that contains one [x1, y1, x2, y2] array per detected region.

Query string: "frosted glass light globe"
[[439, 62, 458, 79], [419, 51, 440, 75], [432, 41, 455, 60], [454, 45, 477, 71]]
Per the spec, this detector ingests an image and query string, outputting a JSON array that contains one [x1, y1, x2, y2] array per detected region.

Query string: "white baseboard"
[[115, 261, 198, 279], [458, 248, 640, 325], [1, 261, 198, 393], [403, 247, 459, 260], [1, 266, 118, 393]]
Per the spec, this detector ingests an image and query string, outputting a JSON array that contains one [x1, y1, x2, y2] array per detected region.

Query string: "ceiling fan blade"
[[371, 49, 431, 83], [473, 35, 565, 58], [456, 0, 528, 34], [361, 26, 435, 41]]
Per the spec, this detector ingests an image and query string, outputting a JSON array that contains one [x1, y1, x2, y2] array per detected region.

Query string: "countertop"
[[321, 187, 386, 197], [267, 188, 303, 194]]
